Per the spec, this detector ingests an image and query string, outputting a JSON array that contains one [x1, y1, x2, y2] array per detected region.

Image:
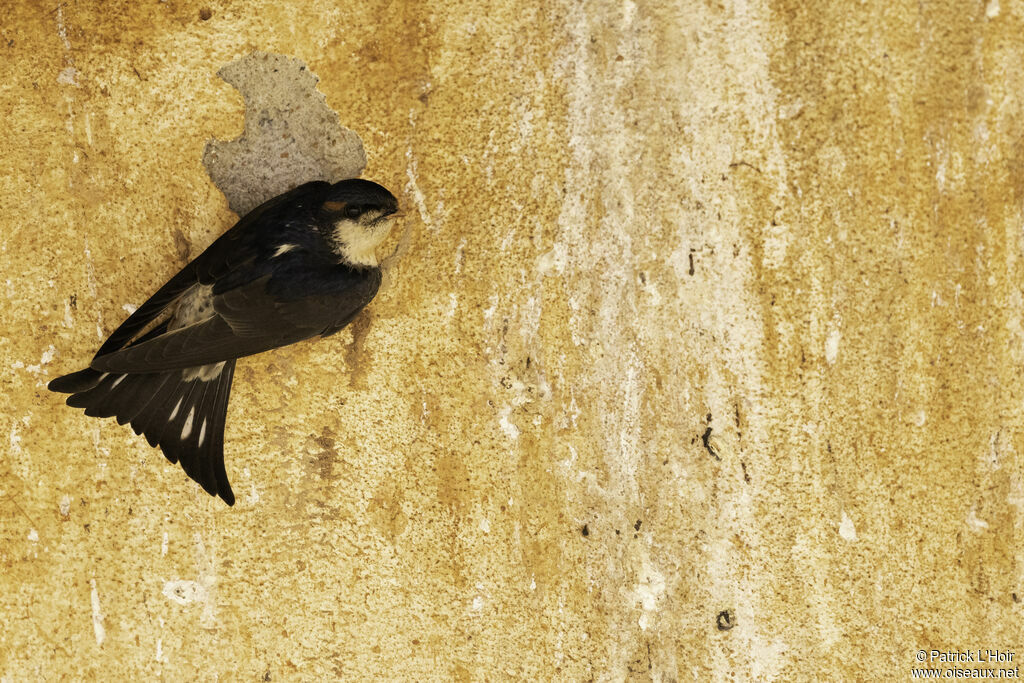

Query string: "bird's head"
[[317, 179, 400, 267]]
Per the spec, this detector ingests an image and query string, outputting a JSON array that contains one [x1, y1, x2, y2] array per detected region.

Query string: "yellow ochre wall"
[[1, 0, 1022, 679]]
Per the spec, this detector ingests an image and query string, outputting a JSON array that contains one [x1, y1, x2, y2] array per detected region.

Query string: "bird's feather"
[[59, 363, 237, 504], [49, 178, 395, 505]]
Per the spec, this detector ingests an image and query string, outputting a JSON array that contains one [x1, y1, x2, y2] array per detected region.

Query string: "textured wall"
[[2, 0, 1023, 679]]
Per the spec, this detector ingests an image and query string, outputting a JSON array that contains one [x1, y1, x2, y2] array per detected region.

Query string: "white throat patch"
[[331, 215, 396, 267]]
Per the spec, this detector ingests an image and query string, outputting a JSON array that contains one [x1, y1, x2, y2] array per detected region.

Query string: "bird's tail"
[[48, 361, 237, 505]]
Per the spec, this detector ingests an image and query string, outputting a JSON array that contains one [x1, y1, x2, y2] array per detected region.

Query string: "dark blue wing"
[[92, 181, 331, 359], [90, 258, 381, 373]]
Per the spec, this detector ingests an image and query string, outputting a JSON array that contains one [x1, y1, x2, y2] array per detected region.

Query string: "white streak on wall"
[[160, 533, 219, 627], [498, 404, 520, 440], [825, 328, 841, 365], [57, 67, 79, 86], [454, 238, 466, 274], [90, 578, 106, 645], [9, 423, 22, 457], [405, 147, 434, 231], [967, 507, 989, 533], [632, 560, 666, 631], [839, 511, 857, 541], [55, 5, 71, 50], [162, 580, 204, 605]]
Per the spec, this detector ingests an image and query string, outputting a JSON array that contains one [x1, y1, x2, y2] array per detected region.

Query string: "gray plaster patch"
[[203, 51, 367, 216]]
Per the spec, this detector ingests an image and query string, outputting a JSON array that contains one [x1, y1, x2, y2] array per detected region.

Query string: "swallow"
[[49, 178, 400, 505]]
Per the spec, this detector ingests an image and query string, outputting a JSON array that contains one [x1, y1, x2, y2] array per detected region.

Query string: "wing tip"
[[48, 368, 103, 394]]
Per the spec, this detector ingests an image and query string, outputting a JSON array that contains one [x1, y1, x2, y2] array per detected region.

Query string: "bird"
[[49, 178, 400, 506]]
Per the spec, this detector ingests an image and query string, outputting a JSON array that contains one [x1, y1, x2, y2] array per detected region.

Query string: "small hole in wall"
[[716, 609, 735, 631], [199, 7, 212, 20]]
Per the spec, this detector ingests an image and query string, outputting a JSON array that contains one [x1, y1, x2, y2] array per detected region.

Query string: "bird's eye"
[[345, 206, 361, 219]]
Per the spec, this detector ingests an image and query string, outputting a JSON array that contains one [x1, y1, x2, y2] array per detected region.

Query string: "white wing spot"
[[181, 408, 195, 440], [169, 397, 183, 421], [273, 243, 299, 257], [182, 361, 225, 383], [198, 419, 207, 447], [111, 374, 126, 388], [171, 284, 214, 330]]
